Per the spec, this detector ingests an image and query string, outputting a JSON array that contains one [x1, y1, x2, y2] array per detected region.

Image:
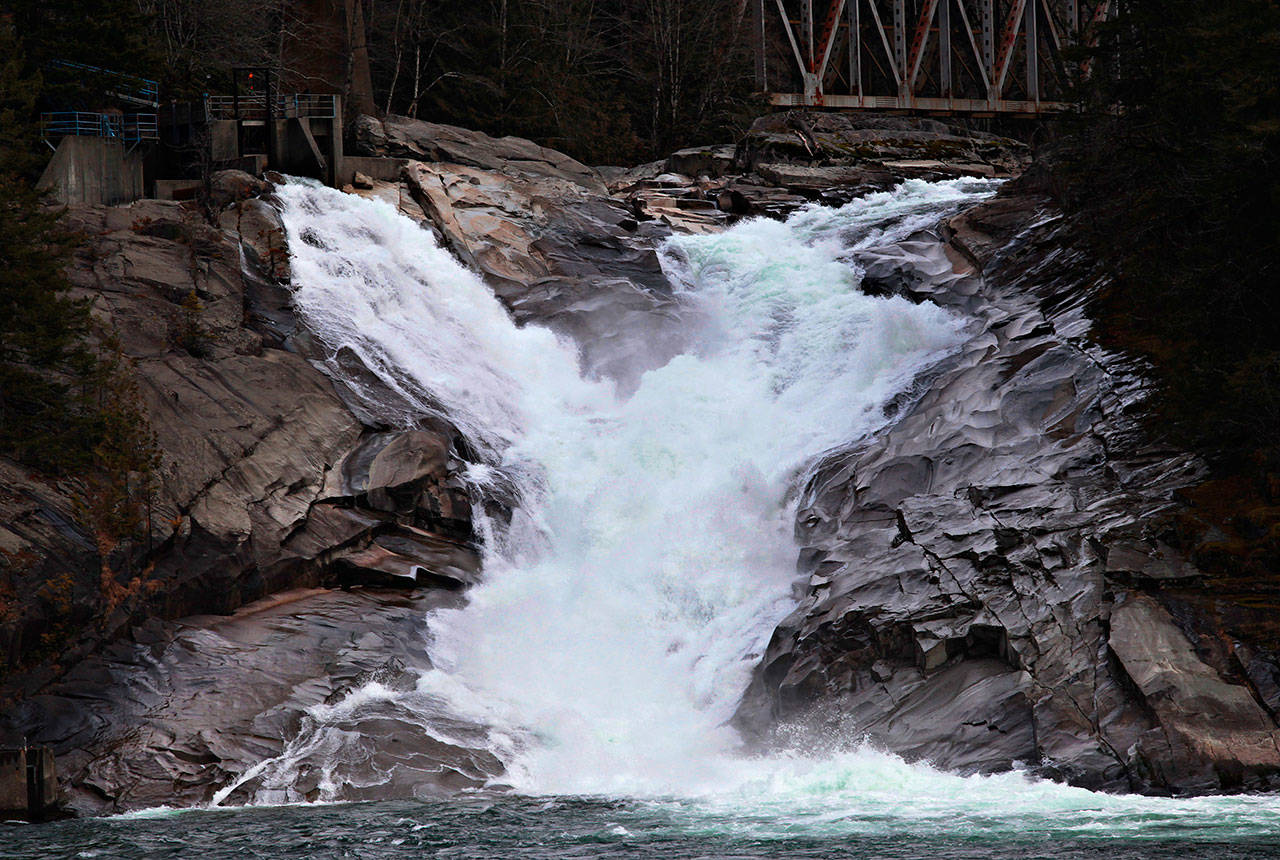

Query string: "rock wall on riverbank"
[[734, 179, 1280, 794], [1, 114, 1275, 812]]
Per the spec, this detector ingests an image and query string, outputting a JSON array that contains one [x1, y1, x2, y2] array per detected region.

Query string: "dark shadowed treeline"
[[2, 0, 759, 165], [365, 0, 759, 163], [1055, 0, 1280, 585]]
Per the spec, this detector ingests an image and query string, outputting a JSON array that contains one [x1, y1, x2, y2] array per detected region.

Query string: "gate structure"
[[751, 0, 1112, 115]]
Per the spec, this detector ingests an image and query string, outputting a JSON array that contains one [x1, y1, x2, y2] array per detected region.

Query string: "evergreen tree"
[[1058, 0, 1280, 469], [0, 20, 104, 473], [5, 0, 160, 110]]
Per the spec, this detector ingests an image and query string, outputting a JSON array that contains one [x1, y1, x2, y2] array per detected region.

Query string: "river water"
[[8, 178, 1278, 855], [5, 792, 1280, 859]]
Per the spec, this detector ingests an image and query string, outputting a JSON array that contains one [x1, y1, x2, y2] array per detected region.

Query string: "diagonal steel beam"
[[1039, 0, 1064, 54], [939, 0, 952, 98], [1025, 0, 1039, 101], [893, 0, 907, 90], [865, 0, 902, 86], [774, 0, 810, 81], [994, 0, 1027, 93], [815, 0, 849, 81], [981, 0, 995, 89], [802, 0, 815, 69], [907, 0, 941, 90], [849, 0, 862, 94], [954, 0, 990, 90]]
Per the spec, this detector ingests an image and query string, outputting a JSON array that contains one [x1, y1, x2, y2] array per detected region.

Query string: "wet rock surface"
[[735, 185, 1280, 794], [3, 586, 499, 814], [0, 175, 484, 812], [4, 119, 1275, 814], [384, 135, 688, 389]]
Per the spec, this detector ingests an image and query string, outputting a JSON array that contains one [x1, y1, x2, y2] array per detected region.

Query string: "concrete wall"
[[214, 154, 268, 176], [37, 137, 145, 206], [209, 120, 239, 162], [278, 116, 343, 184], [0, 747, 57, 819], [34, 747, 56, 814], [155, 179, 204, 201], [0, 749, 24, 813]]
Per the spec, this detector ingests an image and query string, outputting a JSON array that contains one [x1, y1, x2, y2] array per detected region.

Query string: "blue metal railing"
[[40, 112, 160, 147], [47, 61, 160, 108]]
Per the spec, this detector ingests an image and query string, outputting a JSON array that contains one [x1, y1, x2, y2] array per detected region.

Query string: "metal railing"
[[40, 111, 160, 148], [122, 113, 159, 141], [204, 93, 338, 121], [47, 60, 160, 108]]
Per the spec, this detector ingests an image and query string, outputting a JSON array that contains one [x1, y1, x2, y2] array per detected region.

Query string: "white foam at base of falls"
[[259, 177, 1085, 804]]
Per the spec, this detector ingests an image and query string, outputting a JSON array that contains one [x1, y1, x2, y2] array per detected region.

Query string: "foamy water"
[[206, 178, 1280, 839]]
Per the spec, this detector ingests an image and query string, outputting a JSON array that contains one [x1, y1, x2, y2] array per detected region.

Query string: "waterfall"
[[263, 177, 997, 800]]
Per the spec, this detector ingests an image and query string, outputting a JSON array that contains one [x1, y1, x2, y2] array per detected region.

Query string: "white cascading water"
[[211, 179, 1280, 836], [271, 177, 982, 798]]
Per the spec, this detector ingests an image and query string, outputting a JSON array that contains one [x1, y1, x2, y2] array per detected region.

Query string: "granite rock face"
[[5, 587, 499, 814], [0, 176, 484, 813], [0, 197, 360, 662], [734, 187, 1280, 794], [369, 123, 689, 390], [5, 121, 1277, 815], [0, 192, 479, 651], [356, 114, 608, 194]]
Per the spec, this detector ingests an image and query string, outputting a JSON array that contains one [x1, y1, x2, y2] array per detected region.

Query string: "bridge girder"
[[752, 0, 1112, 115]]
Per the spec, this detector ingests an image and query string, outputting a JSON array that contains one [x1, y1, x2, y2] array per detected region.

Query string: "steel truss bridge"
[[749, 0, 1112, 115]]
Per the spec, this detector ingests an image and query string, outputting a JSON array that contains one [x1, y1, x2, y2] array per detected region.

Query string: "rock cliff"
[[2, 114, 1275, 813], [734, 182, 1280, 794], [0, 174, 483, 813]]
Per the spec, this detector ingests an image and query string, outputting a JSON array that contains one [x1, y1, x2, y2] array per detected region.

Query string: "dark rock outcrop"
[[0, 173, 485, 813], [363, 122, 689, 389], [4, 586, 498, 814], [735, 186, 1280, 794]]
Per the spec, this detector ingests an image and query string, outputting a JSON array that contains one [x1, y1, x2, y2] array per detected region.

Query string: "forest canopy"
[[2, 0, 760, 165]]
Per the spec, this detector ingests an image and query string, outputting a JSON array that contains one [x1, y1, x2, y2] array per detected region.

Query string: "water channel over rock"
[[132, 176, 1280, 851]]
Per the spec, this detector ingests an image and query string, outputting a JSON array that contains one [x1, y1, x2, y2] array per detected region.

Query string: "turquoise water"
[[4, 796, 1279, 859]]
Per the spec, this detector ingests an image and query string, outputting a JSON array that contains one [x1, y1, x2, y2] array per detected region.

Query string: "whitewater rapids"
[[204, 177, 1280, 840]]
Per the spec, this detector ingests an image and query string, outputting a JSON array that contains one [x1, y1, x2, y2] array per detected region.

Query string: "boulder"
[[754, 162, 898, 198], [666, 144, 737, 178], [400, 159, 687, 390], [737, 111, 1029, 178], [356, 114, 607, 194], [208, 169, 270, 211], [220, 196, 289, 282]]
